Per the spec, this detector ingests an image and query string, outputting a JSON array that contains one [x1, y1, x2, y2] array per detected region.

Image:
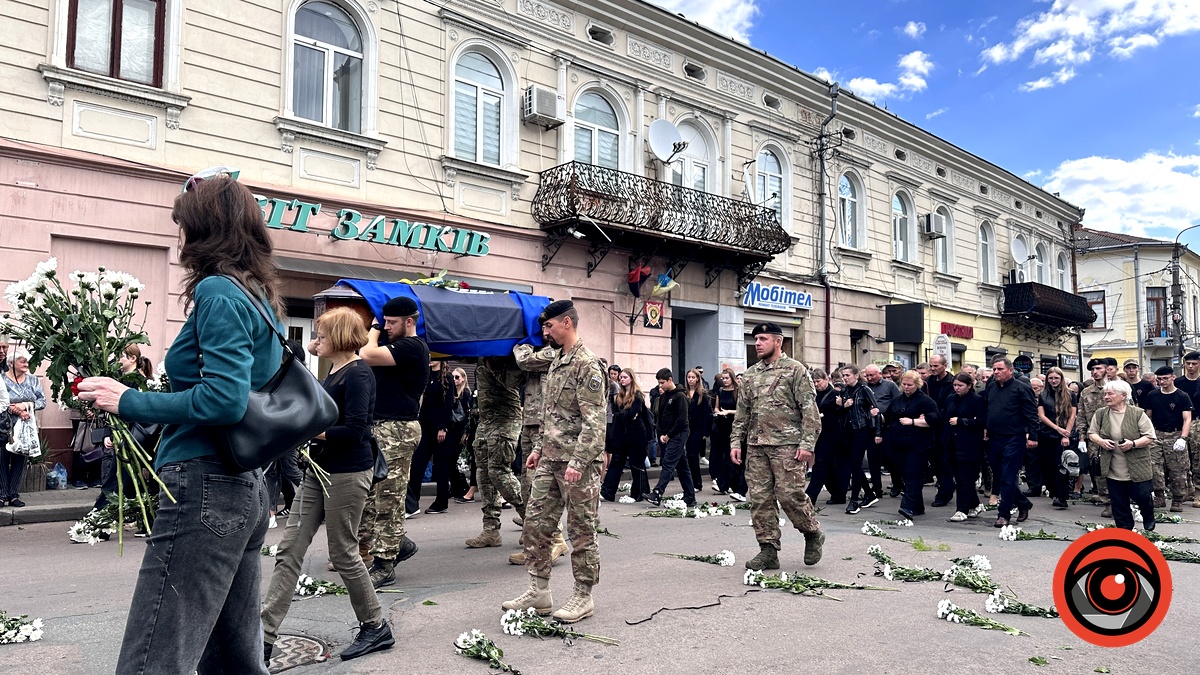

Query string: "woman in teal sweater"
[[80, 171, 283, 674]]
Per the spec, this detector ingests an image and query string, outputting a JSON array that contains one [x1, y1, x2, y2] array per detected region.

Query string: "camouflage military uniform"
[[731, 354, 822, 550], [1151, 429, 1191, 502], [514, 343, 557, 499], [524, 338, 606, 584], [359, 419, 422, 561], [474, 359, 527, 532], [1076, 381, 1107, 500]]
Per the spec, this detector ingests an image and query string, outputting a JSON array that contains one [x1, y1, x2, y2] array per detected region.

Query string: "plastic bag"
[[47, 462, 68, 490]]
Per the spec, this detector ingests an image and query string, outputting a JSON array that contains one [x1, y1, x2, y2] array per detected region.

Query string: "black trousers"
[[899, 442, 930, 515], [839, 428, 877, 501], [1038, 435, 1070, 501], [685, 432, 706, 493], [806, 437, 837, 503], [601, 441, 650, 501], [932, 437, 956, 503], [952, 439, 983, 514], [1108, 478, 1154, 530]]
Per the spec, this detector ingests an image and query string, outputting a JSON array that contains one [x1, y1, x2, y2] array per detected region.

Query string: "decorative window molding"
[[762, 91, 782, 111], [749, 120, 801, 143], [929, 187, 958, 204], [275, 116, 386, 169], [39, 64, 190, 129], [441, 155, 528, 200], [440, 8, 531, 49], [683, 61, 708, 82], [448, 40, 520, 169], [627, 35, 673, 71], [833, 150, 872, 171], [973, 204, 1001, 219], [886, 171, 922, 191], [892, 259, 924, 274], [516, 0, 574, 33], [715, 70, 753, 100], [836, 244, 872, 262], [933, 271, 963, 285], [586, 22, 615, 46]]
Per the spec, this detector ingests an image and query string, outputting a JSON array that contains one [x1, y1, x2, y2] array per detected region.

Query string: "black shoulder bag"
[[199, 276, 339, 472]]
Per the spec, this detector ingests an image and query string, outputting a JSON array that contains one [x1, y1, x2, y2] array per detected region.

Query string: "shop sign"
[[1013, 354, 1034, 375], [932, 334, 952, 361], [1059, 354, 1080, 369], [741, 282, 813, 313], [254, 195, 491, 257], [940, 322, 974, 339]]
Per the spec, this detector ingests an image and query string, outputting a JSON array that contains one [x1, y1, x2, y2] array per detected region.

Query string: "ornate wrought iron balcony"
[[532, 162, 792, 287], [1001, 281, 1097, 344]]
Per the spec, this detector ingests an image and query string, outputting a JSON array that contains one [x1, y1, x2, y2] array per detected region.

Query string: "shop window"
[[291, 0, 365, 133], [978, 221, 996, 283], [453, 50, 505, 166], [68, 0, 166, 86], [573, 91, 620, 170], [1083, 290, 1105, 329], [892, 191, 915, 262]]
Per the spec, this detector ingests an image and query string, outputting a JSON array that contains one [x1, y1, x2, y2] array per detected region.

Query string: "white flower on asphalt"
[[779, 571, 789, 583], [899, 518, 914, 527], [743, 569, 763, 585], [618, 495, 636, 504], [717, 550, 735, 566], [965, 555, 992, 571], [985, 589, 1008, 613], [881, 563, 894, 580], [663, 499, 687, 510], [867, 544, 883, 556], [998, 525, 1020, 541]]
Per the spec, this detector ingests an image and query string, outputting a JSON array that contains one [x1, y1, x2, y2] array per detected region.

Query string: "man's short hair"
[[915, 362, 930, 370], [656, 368, 673, 381], [992, 357, 1013, 369], [863, 364, 881, 375], [1155, 366, 1175, 376], [929, 354, 947, 366], [841, 364, 860, 375]]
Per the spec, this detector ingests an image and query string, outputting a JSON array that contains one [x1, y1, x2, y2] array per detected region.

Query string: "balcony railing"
[[531, 162, 791, 259], [1002, 282, 1097, 328]]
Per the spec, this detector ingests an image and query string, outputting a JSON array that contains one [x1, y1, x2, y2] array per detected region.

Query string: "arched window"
[[934, 205, 954, 273], [573, 92, 620, 169], [1056, 252, 1069, 290], [978, 221, 995, 284], [454, 51, 504, 165], [756, 148, 783, 223], [892, 192, 914, 262], [1034, 243, 1048, 284], [292, 1, 364, 133], [838, 172, 862, 249], [672, 121, 712, 192]]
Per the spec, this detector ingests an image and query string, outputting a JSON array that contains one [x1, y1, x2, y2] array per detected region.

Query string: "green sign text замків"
[[254, 195, 491, 257]]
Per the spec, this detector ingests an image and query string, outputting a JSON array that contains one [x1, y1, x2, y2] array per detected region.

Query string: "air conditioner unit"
[[921, 213, 946, 240], [1007, 267, 1027, 285], [522, 85, 564, 129]]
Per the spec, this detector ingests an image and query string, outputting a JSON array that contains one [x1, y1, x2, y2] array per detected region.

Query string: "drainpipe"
[[1071, 223, 1084, 380], [1134, 244, 1145, 369], [817, 83, 839, 372]]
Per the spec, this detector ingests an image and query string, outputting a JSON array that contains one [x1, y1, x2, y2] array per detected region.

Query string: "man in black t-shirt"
[[358, 295, 431, 588], [1175, 352, 1200, 506], [1144, 366, 1193, 512]]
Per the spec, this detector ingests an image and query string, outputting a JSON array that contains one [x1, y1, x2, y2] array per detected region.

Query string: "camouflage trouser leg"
[[1151, 431, 1174, 493], [524, 459, 601, 585], [474, 433, 525, 533], [359, 419, 420, 561], [746, 444, 820, 550], [519, 426, 542, 503], [1189, 426, 1200, 498], [1162, 432, 1191, 501], [1088, 443, 1108, 499]]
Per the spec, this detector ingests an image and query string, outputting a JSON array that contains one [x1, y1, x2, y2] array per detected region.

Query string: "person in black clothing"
[[683, 368, 712, 494], [647, 384, 662, 466], [646, 368, 694, 506], [837, 365, 882, 514], [946, 372, 987, 521], [984, 357, 1040, 528], [891, 370, 940, 520], [601, 368, 653, 501], [711, 368, 745, 498], [1143, 366, 1193, 511], [447, 368, 473, 500], [1122, 360, 1154, 406], [1037, 367, 1078, 509], [406, 361, 455, 515], [925, 355, 956, 507], [805, 369, 840, 505]]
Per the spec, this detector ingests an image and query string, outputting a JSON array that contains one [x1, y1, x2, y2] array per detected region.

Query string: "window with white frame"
[[1034, 243, 1048, 284], [1056, 252, 1069, 290], [671, 121, 712, 192], [892, 192, 915, 262], [573, 92, 619, 170], [453, 51, 504, 166], [978, 221, 996, 284], [292, 1, 364, 133], [838, 173, 862, 249], [69, 0, 167, 86], [1083, 290, 1105, 329], [756, 148, 783, 223], [933, 205, 954, 273]]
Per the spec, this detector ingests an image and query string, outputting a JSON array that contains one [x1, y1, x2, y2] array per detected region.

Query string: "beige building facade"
[[1, 0, 1095, 444]]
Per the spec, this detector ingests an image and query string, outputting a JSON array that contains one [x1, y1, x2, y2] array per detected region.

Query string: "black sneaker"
[[395, 536, 419, 563], [861, 494, 880, 509], [645, 490, 662, 507], [9, 498, 25, 508], [340, 621, 395, 660], [424, 505, 447, 514], [1051, 498, 1068, 509], [277, 507, 290, 518], [845, 500, 862, 515], [453, 496, 476, 504], [825, 498, 847, 505], [888, 486, 901, 498], [898, 506, 915, 519], [931, 498, 949, 508]]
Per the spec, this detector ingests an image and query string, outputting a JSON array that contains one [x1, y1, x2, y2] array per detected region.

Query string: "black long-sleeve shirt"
[[688, 391, 713, 438], [943, 390, 987, 450], [839, 382, 881, 435], [656, 387, 690, 439], [315, 359, 375, 473], [887, 391, 939, 450], [982, 376, 1039, 437]]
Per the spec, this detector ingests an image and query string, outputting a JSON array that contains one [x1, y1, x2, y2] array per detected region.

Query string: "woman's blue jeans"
[[116, 457, 270, 675]]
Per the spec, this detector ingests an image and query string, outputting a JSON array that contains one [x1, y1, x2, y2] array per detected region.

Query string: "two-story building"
[[0, 0, 1095, 446]]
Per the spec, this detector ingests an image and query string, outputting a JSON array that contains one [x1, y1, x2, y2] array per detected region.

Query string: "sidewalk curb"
[[2, 503, 93, 527]]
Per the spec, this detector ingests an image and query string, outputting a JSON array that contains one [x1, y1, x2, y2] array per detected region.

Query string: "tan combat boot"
[[508, 550, 526, 565], [501, 574, 552, 615], [551, 582, 594, 623], [466, 531, 502, 548], [550, 532, 569, 563], [803, 530, 826, 566], [745, 544, 779, 570]]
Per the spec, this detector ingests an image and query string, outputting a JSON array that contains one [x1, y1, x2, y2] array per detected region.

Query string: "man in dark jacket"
[[925, 355, 956, 507], [646, 368, 694, 507], [983, 357, 1040, 528]]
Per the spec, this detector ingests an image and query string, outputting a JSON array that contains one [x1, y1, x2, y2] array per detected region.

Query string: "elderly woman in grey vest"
[[1087, 379, 1156, 531]]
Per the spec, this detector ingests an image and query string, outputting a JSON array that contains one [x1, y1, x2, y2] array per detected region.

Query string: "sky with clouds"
[[651, 0, 1200, 245]]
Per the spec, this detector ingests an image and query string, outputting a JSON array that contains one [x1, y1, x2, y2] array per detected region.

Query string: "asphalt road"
[[1, 490, 1196, 675]]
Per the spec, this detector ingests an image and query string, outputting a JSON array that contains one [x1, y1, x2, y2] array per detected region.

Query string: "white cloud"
[[925, 107, 947, 120], [648, 0, 760, 42], [846, 77, 899, 101], [1024, 169, 1044, 180], [1019, 66, 1077, 92], [1193, 104, 1200, 118], [1043, 151, 1200, 236], [847, 50, 934, 102], [811, 67, 837, 83], [902, 21, 927, 39], [981, 1, 1200, 90]]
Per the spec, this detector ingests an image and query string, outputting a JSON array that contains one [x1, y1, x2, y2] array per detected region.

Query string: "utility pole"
[[1173, 241, 1185, 367]]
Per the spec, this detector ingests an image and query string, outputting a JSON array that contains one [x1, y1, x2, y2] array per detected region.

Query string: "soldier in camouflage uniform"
[[504, 300, 606, 623], [1177, 352, 1200, 506], [731, 322, 825, 571], [511, 335, 569, 566], [1143, 367, 1193, 511], [358, 295, 429, 588], [466, 355, 527, 549], [1076, 359, 1109, 515]]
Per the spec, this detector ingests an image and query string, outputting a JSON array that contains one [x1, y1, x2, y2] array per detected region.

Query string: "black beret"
[[751, 322, 783, 336], [542, 299, 574, 321], [1086, 358, 1105, 370], [382, 295, 418, 317], [1104, 357, 1119, 367], [1155, 366, 1175, 376], [1186, 352, 1200, 361]]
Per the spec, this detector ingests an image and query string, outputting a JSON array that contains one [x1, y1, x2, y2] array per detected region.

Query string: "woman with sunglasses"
[[79, 169, 290, 674]]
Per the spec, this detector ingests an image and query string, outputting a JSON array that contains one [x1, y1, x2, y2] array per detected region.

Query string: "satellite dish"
[[648, 119, 684, 163], [1010, 236, 1029, 264]]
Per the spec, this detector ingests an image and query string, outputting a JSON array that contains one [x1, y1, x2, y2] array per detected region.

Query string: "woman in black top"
[[1038, 367, 1077, 509], [945, 372, 987, 522], [805, 369, 840, 505], [684, 368, 712, 493], [261, 307, 385, 657], [601, 368, 654, 501], [407, 361, 455, 515], [448, 367, 474, 501], [711, 368, 743, 498], [890, 370, 940, 520]]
